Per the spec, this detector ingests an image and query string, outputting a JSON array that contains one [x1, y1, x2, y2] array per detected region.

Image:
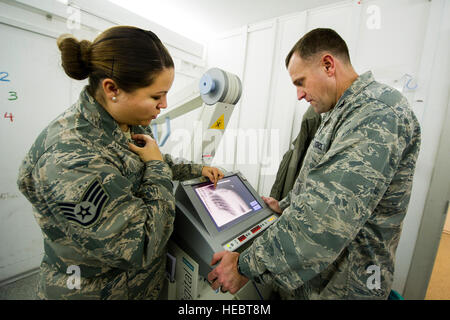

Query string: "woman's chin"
[[139, 119, 152, 126]]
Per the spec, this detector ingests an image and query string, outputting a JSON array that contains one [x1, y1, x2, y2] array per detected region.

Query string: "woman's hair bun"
[[57, 34, 92, 80], [56, 26, 174, 94]]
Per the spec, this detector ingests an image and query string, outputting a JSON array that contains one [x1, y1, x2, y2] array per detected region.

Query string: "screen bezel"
[[192, 175, 263, 232], [179, 172, 267, 237]]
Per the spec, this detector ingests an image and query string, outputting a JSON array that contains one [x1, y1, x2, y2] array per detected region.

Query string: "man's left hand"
[[207, 251, 249, 294]]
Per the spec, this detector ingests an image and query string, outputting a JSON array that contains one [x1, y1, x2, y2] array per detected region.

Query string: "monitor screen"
[[193, 175, 263, 232]]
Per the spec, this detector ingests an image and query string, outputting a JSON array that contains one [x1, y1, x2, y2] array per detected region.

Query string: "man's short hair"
[[285, 28, 351, 67]]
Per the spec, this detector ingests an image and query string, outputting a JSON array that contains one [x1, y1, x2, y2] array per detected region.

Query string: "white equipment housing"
[[152, 68, 242, 165]]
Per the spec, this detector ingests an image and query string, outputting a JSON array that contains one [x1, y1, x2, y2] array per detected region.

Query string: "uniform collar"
[[77, 86, 133, 146], [335, 71, 375, 109], [321, 71, 375, 122]]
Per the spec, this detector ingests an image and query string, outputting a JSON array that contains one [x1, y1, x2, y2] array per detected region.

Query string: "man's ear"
[[322, 54, 335, 76]]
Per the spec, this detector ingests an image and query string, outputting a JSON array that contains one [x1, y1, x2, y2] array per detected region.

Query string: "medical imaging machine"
[[153, 68, 279, 300]]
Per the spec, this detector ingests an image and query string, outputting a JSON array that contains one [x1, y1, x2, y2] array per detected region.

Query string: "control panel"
[[223, 215, 278, 251]]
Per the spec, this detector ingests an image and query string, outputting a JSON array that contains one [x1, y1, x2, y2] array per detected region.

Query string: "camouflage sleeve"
[[239, 104, 405, 291], [163, 153, 203, 181], [143, 125, 203, 181], [278, 192, 292, 211], [34, 143, 176, 271]]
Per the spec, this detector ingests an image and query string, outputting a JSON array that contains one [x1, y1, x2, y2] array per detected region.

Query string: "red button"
[[238, 235, 246, 242], [251, 226, 261, 233]]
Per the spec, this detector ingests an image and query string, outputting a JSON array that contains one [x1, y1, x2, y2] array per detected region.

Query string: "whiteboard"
[[0, 23, 72, 282]]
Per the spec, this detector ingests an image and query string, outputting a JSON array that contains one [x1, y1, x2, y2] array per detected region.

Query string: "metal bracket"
[[152, 116, 171, 147]]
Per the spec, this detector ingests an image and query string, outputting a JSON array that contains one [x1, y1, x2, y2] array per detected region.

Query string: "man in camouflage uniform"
[[17, 87, 208, 299], [208, 28, 421, 299]]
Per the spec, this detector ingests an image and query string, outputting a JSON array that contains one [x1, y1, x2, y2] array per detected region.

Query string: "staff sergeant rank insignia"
[[57, 178, 109, 228]]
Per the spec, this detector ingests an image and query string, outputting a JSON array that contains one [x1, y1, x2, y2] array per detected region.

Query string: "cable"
[[252, 280, 264, 300]]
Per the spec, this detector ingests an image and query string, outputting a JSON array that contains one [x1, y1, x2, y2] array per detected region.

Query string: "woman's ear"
[[101, 78, 119, 101]]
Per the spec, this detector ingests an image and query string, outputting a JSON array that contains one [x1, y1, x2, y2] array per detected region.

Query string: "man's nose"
[[297, 88, 306, 101]]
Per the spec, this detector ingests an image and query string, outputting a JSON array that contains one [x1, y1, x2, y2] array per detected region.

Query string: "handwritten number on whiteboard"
[[8, 91, 18, 101], [0, 72, 10, 82], [1, 72, 15, 121], [1, 72, 16, 121], [4, 112, 14, 122]]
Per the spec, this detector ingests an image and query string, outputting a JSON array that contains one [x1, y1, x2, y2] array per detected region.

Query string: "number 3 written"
[[8, 91, 18, 101]]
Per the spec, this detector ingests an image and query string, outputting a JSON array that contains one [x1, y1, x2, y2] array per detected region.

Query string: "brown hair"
[[285, 28, 351, 67], [57, 26, 174, 96]]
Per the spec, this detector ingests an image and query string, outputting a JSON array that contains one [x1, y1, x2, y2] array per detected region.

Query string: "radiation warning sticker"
[[210, 114, 225, 130]]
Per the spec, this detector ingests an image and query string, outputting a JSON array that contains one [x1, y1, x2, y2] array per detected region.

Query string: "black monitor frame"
[[192, 174, 263, 232], [178, 171, 268, 239]]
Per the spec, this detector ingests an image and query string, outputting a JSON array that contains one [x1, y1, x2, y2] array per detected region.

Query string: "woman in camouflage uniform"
[[17, 26, 223, 299]]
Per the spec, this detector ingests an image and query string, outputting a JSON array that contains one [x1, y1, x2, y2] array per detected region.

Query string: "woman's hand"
[[261, 196, 282, 214], [128, 134, 163, 162], [202, 166, 224, 188]]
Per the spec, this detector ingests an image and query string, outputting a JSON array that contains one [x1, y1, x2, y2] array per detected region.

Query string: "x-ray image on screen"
[[193, 175, 262, 231]]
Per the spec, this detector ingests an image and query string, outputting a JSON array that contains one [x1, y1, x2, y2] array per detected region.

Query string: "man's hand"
[[207, 251, 248, 294], [202, 166, 224, 188], [261, 196, 282, 214]]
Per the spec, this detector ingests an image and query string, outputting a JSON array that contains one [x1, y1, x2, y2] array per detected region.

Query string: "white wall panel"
[[306, 2, 359, 57], [230, 25, 275, 188], [354, 0, 430, 107], [257, 13, 308, 196], [394, 0, 448, 295]]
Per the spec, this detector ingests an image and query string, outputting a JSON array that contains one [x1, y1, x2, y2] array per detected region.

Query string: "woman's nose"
[[159, 96, 168, 109]]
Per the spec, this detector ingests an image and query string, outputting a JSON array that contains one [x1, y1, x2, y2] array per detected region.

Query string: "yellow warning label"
[[210, 114, 225, 130]]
